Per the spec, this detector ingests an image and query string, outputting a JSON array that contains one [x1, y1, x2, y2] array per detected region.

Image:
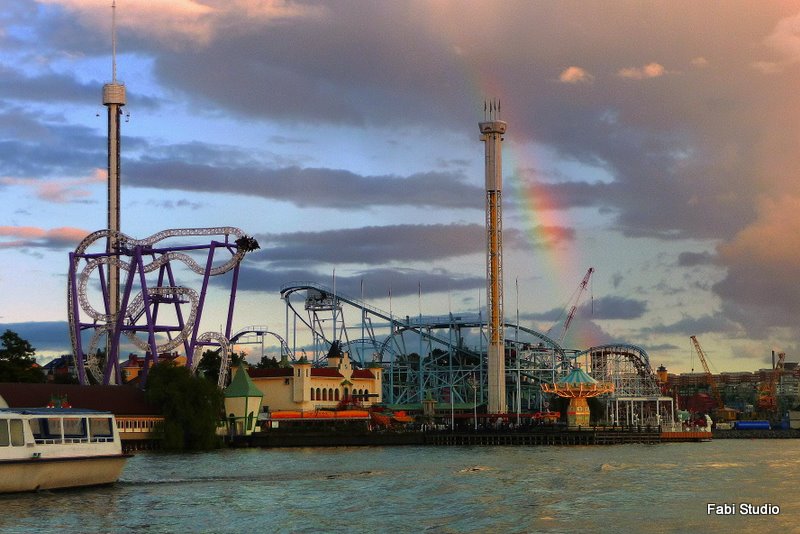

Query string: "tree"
[[0, 330, 45, 383], [144, 361, 224, 450], [197, 349, 244, 385], [255, 355, 281, 369]]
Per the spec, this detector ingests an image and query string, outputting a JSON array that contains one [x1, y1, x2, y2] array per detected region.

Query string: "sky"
[[2, 0, 800, 374]]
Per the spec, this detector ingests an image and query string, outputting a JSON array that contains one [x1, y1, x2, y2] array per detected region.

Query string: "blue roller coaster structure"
[[278, 281, 673, 422]]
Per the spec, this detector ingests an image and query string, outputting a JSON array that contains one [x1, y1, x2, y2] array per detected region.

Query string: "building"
[[121, 352, 186, 383], [241, 351, 382, 413], [0, 383, 163, 449], [224, 364, 263, 436]]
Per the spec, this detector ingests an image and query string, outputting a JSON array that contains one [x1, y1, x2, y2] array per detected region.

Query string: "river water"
[[1, 439, 798, 533]]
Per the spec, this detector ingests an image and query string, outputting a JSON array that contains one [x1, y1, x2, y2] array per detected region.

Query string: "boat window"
[[0, 420, 8, 446], [63, 417, 87, 439], [89, 417, 114, 438], [9, 419, 24, 446]]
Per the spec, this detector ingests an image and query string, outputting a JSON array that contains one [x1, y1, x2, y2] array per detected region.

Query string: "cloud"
[[126, 159, 483, 210], [254, 224, 494, 265], [677, 251, 715, 267], [247, 223, 573, 268], [579, 296, 647, 320], [1, 169, 105, 203], [37, 0, 324, 48], [617, 62, 666, 79], [0, 225, 89, 249], [558, 66, 594, 84], [643, 313, 739, 337], [763, 12, 800, 62], [712, 195, 800, 328], [0, 321, 71, 354], [229, 264, 484, 299]]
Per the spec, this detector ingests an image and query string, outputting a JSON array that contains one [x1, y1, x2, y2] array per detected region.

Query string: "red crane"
[[689, 336, 736, 420], [757, 351, 785, 413], [553, 267, 594, 344]]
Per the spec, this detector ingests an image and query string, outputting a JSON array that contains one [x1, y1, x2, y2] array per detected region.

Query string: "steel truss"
[[280, 281, 593, 411], [581, 344, 674, 425], [67, 227, 252, 386]]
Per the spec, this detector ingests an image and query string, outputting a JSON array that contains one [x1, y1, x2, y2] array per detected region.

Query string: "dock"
[[234, 426, 688, 448]]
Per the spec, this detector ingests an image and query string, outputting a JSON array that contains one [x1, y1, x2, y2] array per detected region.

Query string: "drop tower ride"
[[103, 1, 125, 332], [480, 102, 507, 414]]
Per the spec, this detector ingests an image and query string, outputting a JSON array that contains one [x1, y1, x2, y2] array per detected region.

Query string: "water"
[[1, 440, 798, 533]]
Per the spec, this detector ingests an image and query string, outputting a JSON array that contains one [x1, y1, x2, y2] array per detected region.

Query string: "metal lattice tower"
[[480, 101, 507, 414]]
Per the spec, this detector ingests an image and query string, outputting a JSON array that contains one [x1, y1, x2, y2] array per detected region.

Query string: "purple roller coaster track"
[[67, 227, 259, 387]]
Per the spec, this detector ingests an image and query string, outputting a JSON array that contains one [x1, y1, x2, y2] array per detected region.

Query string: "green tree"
[[197, 349, 244, 385], [0, 330, 45, 383], [144, 361, 224, 450], [255, 355, 280, 369]]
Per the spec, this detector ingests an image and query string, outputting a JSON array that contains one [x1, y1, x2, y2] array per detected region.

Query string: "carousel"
[[541, 367, 614, 427]]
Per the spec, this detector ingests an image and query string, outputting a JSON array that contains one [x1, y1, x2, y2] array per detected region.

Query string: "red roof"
[[311, 368, 344, 378], [248, 368, 293, 378], [0, 383, 160, 416], [352, 369, 375, 379]]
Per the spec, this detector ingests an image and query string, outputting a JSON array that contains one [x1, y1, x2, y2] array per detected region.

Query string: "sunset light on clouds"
[[2, 1, 800, 374]]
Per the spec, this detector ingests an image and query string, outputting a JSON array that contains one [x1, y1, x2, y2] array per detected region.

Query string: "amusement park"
[[48, 89, 694, 447]]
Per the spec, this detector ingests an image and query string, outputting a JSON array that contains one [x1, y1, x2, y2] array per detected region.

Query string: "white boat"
[[0, 407, 130, 493]]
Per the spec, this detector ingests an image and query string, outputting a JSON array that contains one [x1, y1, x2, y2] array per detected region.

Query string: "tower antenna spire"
[[111, 0, 117, 83], [102, 0, 126, 384]]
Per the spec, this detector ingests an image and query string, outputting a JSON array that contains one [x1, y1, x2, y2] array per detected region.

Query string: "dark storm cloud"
[[228, 265, 484, 299], [0, 113, 102, 177], [643, 314, 739, 337], [251, 224, 529, 265], [579, 296, 647, 320], [0, 64, 96, 105], [677, 251, 716, 267], [520, 296, 646, 325], [139, 0, 778, 243], [126, 159, 483, 209]]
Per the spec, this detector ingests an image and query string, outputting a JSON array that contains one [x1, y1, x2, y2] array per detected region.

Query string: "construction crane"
[[689, 335, 735, 421], [551, 267, 594, 345], [757, 351, 785, 413]]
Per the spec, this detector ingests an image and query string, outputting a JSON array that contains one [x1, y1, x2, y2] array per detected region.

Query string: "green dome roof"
[[557, 367, 598, 386]]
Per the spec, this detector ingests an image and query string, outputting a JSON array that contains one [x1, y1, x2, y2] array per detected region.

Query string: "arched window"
[[344, 387, 349, 399], [311, 388, 315, 400], [334, 389, 340, 401], [328, 388, 334, 401], [322, 389, 328, 401], [316, 387, 321, 400]]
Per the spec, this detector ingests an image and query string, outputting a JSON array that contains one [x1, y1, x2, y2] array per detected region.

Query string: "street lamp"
[[469, 375, 478, 431]]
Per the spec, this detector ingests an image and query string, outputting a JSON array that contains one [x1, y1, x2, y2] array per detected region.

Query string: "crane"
[[757, 351, 785, 413], [689, 335, 733, 421], [550, 267, 594, 345]]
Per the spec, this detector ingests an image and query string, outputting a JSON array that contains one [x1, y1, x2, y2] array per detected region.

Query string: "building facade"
[[242, 353, 382, 413]]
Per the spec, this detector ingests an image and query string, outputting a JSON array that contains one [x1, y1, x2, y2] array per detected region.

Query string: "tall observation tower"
[[479, 101, 507, 414], [103, 0, 125, 329]]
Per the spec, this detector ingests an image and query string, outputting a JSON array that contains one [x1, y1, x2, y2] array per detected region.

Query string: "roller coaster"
[[279, 282, 674, 422], [67, 227, 258, 387]]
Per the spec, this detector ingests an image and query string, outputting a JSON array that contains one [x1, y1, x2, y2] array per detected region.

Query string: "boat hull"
[[0, 454, 130, 493]]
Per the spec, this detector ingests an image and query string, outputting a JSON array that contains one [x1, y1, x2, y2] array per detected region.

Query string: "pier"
[[235, 426, 672, 448]]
